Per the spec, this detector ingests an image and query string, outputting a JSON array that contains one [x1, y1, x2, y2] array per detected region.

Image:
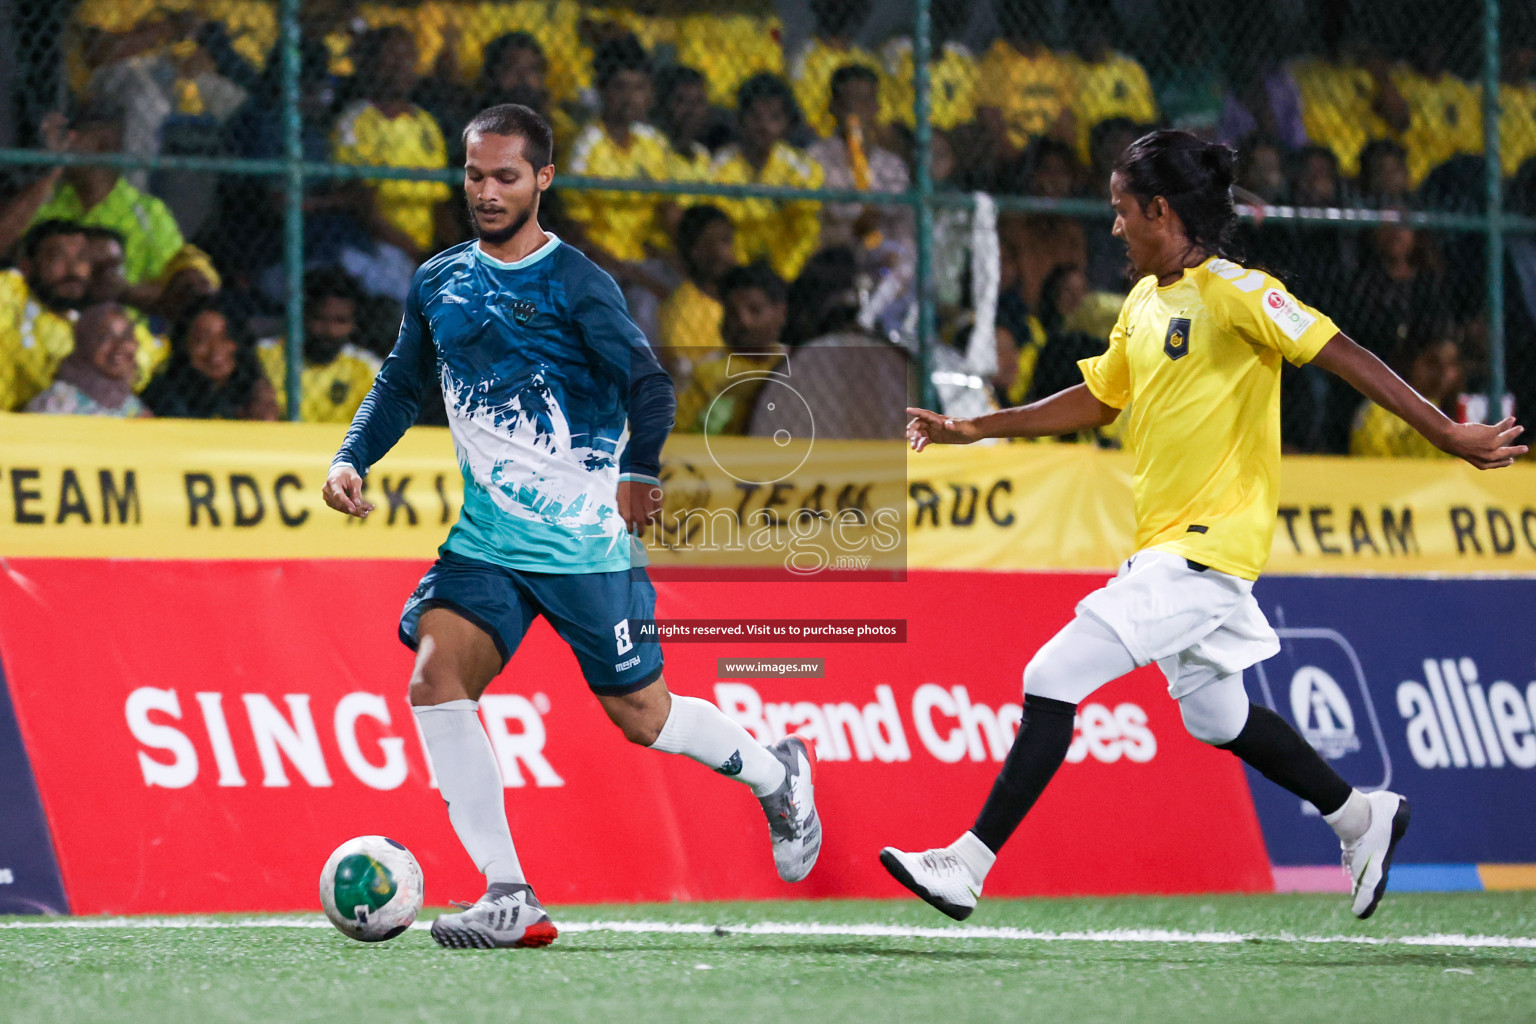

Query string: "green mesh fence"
[[0, 0, 1529, 451]]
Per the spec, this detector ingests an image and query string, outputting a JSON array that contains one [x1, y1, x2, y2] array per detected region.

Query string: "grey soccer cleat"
[[879, 846, 979, 921], [430, 882, 558, 949], [1343, 790, 1411, 920], [759, 734, 821, 882]]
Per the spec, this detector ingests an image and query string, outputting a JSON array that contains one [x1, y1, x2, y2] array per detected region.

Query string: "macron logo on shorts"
[[1261, 288, 1317, 341]]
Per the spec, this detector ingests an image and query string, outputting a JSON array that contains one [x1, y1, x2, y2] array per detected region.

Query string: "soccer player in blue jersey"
[[322, 104, 821, 950]]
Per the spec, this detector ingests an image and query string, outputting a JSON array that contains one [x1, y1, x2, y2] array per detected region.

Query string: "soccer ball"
[[319, 836, 424, 942]]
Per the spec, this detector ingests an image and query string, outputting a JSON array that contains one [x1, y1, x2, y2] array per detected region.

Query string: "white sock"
[[649, 695, 787, 797], [1323, 789, 1372, 845], [950, 831, 997, 886], [413, 700, 524, 885]]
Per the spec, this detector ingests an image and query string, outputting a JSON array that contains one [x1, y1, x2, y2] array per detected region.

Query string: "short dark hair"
[[655, 64, 706, 110], [1114, 129, 1239, 262], [1359, 138, 1408, 173], [304, 267, 362, 309], [676, 205, 732, 256], [81, 225, 126, 247], [484, 31, 544, 69], [21, 219, 88, 260], [829, 63, 880, 104], [736, 72, 797, 118], [720, 260, 787, 306], [594, 34, 650, 91], [463, 104, 554, 169]]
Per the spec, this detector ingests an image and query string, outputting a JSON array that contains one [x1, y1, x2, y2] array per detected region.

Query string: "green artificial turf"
[[2, 894, 1533, 1024]]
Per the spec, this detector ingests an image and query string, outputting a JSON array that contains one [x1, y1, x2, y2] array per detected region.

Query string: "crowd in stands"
[[0, 0, 1533, 456]]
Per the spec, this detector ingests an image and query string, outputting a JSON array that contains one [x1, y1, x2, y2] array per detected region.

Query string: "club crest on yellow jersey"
[[1164, 316, 1191, 360]]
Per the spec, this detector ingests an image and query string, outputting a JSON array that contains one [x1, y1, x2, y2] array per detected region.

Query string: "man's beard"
[[33, 279, 87, 314], [469, 197, 534, 246]]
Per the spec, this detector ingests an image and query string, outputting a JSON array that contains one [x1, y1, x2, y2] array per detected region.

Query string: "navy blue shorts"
[[399, 551, 664, 695]]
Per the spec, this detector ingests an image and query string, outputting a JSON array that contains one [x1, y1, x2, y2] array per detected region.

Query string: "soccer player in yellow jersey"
[[884, 130, 1526, 925]]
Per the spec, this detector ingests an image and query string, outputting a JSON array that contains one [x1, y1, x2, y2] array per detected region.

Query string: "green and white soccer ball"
[[319, 836, 424, 942]]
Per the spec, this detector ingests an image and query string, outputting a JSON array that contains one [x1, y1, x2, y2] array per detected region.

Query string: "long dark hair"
[[1114, 129, 1241, 263], [143, 295, 265, 419]]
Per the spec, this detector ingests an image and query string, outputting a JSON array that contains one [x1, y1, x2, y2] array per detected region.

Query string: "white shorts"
[[1076, 550, 1280, 700]]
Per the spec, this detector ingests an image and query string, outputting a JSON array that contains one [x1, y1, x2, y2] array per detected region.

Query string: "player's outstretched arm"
[[1311, 332, 1528, 470], [906, 383, 1121, 451]]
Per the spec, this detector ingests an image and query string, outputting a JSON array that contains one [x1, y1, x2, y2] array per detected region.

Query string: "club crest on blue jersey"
[[511, 299, 538, 325], [1164, 317, 1192, 361]]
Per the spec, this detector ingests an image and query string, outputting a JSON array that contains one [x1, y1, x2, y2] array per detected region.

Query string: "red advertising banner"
[[0, 560, 1271, 914]]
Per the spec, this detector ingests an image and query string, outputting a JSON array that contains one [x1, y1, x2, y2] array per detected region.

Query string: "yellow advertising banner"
[[1, 414, 1533, 574]]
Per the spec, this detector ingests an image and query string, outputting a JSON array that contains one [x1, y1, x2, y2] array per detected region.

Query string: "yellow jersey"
[[658, 279, 724, 353], [677, 12, 786, 109], [710, 142, 824, 283], [69, 0, 276, 90], [1068, 51, 1159, 165], [563, 123, 673, 264], [976, 40, 1074, 150], [256, 339, 382, 423], [789, 39, 890, 138], [674, 352, 782, 435], [332, 101, 452, 253], [881, 38, 978, 131], [0, 270, 77, 411], [1501, 82, 1536, 177], [1078, 257, 1340, 580], [1349, 402, 1449, 458], [1391, 66, 1483, 187], [1290, 57, 1393, 178], [131, 316, 169, 392]]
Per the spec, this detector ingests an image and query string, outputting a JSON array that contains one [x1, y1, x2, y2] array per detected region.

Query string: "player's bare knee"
[[408, 661, 467, 707]]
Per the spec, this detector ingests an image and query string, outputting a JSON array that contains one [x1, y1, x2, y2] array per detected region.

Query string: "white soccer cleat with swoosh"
[[879, 846, 980, 921], [1342, 790, 1411, 919]]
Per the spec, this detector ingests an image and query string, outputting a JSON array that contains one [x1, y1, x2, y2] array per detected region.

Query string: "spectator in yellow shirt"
[[332, 27, 453, 279], [257, 269, 381, 423], [1067, 24, 1158, 167], [0, 221, 91, 411], [564, 37, 670, 269], [1500, 41, 1536, 178], [563, 35, 675, 338], [790, 0, 886, 140], [1391, 42, 1483, 189], [975, 2, 1076, 179], [1351, 319, 1462, 458], [658, 205, 737, 382], [675, 8, 786, 111], [880, 0, 980, 133], [711, 74, 825, 284], [675, 261, 789, 436], [1290, 35, 1408, 178]]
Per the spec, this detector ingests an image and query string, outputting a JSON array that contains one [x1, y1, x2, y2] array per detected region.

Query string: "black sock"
[[1217, 703, 1352, 815], [970, 693, 1078, 853]]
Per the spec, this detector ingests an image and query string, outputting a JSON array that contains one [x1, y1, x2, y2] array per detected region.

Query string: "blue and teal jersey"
[[334, 234, 676, 573]]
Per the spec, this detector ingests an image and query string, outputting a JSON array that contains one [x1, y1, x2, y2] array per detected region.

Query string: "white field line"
[[0, 917, 1533, 950]]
